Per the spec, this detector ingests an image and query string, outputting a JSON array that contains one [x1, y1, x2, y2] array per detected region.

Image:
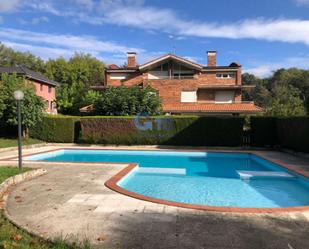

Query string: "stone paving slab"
[[1, 146, 309, 249]]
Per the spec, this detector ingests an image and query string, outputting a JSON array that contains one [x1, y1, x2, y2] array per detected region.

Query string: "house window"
[[45, 100, 49, 109], [216, 73, 235, 79], [110, 73, 128, 79], [181, 91, 197, 103], [215, 91, 235, 103], [40, 84, 43, 91], [48, 86, 52, 93]]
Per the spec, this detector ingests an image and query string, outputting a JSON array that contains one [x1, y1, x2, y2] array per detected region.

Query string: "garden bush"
[[80, 116, 244, 146], [250, 117, 278, 147], [30, 115, 80, 143]]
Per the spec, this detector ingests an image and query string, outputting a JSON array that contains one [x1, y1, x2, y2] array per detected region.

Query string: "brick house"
[[0, 66, 57, 113], [99, 51, 263, 115]]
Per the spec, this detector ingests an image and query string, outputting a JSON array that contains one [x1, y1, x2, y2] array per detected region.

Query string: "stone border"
[[0, 168, 49, 240], [0, 168, 47, 199], [0, 143, 47, 153]]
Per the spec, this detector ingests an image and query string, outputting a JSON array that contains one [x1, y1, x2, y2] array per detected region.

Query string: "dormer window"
[[216, 73, 235, 79]]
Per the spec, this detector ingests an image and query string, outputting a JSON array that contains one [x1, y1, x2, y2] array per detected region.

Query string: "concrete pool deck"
[[0, 144, 309, 249]]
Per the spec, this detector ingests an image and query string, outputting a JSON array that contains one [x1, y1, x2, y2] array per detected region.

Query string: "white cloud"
[[0, 0, 20, 12], [18, 16, 49, 25], [27, 1, 309, 47], [294, 0, 309, 5], [0, 27, 151, 65], [0, 28, 144, 54], [71, 0, 94, 10], [245, 57, 309, 77], [2, 41, 75, 59], [101, 6, 309, 46]]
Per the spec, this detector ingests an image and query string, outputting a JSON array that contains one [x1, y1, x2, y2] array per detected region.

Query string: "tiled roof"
[[163, 103, 264, 113], [139, 53, 204, 70], [0, 66, 58, 86]]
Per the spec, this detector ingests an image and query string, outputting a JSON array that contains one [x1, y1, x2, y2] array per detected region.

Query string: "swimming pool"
[[25, 149, 309, 210]]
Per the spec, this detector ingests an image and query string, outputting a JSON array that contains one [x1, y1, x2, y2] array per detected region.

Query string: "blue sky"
[[0, 0, 309, 77]]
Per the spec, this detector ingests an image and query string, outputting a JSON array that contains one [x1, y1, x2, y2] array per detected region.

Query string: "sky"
[[0, 0, 309, 77]]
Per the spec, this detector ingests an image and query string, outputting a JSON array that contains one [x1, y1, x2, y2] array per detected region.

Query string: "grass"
[[0, 138, 43, 149], [0, 167, 93, 249]]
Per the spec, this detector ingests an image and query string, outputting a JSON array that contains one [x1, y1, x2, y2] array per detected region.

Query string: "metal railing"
[[148, 75, 195, 80]]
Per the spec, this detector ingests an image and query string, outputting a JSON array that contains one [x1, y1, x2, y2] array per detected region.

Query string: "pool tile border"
[[3, 147, 309, 213]]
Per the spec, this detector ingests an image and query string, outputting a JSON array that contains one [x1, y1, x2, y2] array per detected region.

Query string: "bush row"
[[80, 116, 245, 146], [28, 115, 309, 153], [250, 116, 309, 153], [30, 115, 80, 143]]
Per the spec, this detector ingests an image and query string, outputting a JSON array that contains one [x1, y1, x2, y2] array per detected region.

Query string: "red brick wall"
[[197, 89, 215, 102], [105, 68, 242, 104]]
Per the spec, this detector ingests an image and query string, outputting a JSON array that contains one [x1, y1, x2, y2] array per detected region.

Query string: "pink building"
[[0, 66, 57, 113]]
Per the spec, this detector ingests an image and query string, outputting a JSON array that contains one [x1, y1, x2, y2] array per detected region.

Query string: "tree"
[[242, 70, 308, 115], [93, 86, 161, 116], [45, 53, 105, 114], [266, 85, 306, 116], [0, 43, 45, 73], [0, 73, 45, 137]]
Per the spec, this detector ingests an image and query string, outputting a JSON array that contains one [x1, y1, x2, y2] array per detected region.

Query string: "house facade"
[[0, 66, 57, 113], [103, 51, 262, 115]]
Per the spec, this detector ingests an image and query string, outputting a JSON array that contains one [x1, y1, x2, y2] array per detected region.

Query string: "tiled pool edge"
[[104, 162, 309, 213], [4, 147, 309, 179]]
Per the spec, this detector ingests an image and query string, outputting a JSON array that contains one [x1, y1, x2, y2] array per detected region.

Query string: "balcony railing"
[[148, 75, 195, 80]]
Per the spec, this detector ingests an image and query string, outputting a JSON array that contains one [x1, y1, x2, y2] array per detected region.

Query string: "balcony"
[[147, 75, 195, 80]]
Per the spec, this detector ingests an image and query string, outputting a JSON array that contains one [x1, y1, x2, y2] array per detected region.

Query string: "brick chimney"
[[207, 51, 217, 67], [127, 52, 137, 68]]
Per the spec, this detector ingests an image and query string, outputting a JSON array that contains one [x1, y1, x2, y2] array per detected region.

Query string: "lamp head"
[[14, 90, 24, 100]]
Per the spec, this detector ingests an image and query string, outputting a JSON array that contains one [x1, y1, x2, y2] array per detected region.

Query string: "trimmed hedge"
[[250, 116, 309, 153], [80, 116, 244, 146], [30, 115, 80, 143], [250, 117, 278, 147], [277, 117, 309, 153]]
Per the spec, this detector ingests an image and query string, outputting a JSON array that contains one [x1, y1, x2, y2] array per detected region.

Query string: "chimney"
[[127, 52, 137, 68], [207, 51, 217, 67]]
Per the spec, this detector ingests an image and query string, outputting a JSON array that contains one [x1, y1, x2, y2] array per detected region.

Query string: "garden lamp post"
[[14, 90, 24, 170]]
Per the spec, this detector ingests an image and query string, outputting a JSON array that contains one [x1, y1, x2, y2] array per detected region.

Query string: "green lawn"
[[0, 138, 43, 149], [0, 167, 93, 249]]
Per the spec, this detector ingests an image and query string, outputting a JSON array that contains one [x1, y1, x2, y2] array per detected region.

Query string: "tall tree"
[[266, 84, 306, 116], [0, 43, 45, 73], [45, 53, 105, 114]]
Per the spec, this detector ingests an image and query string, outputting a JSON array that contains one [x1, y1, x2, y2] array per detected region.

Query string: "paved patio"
[[1, 145, 309, 249]]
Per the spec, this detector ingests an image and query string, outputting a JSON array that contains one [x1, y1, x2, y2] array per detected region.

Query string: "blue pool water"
[[26, 150, 309, 208]]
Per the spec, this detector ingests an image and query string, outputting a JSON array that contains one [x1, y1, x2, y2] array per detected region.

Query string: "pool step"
[[138, 167, 186, 175], [237, 171, 295, 180]]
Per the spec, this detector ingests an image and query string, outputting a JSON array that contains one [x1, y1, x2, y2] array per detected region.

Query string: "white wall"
[[181, 91, 197, 103], [110, 73, 128, 80]]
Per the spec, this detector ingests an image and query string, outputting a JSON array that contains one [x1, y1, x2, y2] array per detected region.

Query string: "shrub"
[[93, 86, 161, 116], [30, 115, 80, 143], [250, 117, 278, 147], [80, 116, 244, 146], [277, 117, 309, 153]]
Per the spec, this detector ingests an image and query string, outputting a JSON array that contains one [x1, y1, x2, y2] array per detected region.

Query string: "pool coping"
[[3, 147, 309, 213]]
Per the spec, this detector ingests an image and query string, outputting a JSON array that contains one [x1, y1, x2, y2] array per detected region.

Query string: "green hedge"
[[277, 117, 309, 153], [250, 117, 278, 147], [80, 116, 244, 146], [30, 115, 80, 143]]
